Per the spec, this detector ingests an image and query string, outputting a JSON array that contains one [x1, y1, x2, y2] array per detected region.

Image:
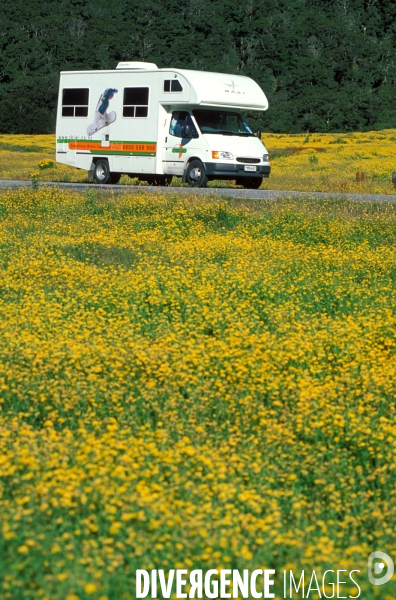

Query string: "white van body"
[[56, 63, 271, 188]]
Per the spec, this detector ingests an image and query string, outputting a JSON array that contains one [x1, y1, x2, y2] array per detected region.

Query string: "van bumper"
[[204, 162, 271, 179]]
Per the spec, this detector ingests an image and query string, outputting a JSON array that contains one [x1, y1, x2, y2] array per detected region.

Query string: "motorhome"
[[56, 62, 271, 188]]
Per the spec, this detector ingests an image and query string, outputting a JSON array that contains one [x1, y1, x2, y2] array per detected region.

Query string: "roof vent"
[[116, 62, 158, 70]]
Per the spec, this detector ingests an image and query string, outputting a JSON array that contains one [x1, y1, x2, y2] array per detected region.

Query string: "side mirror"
[[255, 129, 262, 140], [183, 124, 191, 137]]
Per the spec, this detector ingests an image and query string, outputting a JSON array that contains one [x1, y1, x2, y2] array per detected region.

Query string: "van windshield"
[[193, 110, 253, 136]]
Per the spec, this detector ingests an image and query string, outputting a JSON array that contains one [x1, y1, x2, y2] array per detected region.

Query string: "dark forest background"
[[1, 0, 396, 133]]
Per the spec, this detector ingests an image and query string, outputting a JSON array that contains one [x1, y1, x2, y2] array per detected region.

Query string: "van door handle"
[[165, 137, 167, 143]]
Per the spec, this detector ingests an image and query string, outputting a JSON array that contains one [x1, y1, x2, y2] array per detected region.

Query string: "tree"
[[1, 0, 396, 133]]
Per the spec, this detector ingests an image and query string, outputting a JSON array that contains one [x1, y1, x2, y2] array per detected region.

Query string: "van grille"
[[236, 157, 260, 164]]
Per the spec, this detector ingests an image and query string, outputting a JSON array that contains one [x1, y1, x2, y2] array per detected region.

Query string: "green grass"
[[0, 142, 46, 153]]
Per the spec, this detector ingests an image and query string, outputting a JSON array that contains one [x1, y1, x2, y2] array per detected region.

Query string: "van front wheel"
[[93, 159, 111, 184], [186, 160, 208, 187]]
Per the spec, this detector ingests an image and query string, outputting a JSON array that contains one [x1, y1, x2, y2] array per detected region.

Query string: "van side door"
[[163, 111, 199, 176]]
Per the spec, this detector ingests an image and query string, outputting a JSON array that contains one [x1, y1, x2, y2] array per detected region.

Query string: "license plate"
[[244, 165, 257, 172]]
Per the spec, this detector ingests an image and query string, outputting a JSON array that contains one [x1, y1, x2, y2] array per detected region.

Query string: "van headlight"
[[263, 154, 270, 162], [212, 151, 233, 160]]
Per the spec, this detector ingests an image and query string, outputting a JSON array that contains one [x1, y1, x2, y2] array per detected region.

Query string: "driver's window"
[[170, 111, 187, 137], [226, 114, 241, 133], [169, 112, 198, 138]]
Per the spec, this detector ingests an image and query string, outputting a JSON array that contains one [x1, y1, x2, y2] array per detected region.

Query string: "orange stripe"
[[68, 141, 156, 153]]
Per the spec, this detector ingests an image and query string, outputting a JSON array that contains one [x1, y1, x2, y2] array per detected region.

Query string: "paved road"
[[1, 179, 396, 203]]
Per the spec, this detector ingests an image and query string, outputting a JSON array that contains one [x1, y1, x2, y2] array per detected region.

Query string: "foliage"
[[30, 172, 40, 189], [262, 128, 396, 193], [38, 159, 56, 170], [1, 0, 396, 133], [0, 188, 396, 598], [1, 131, 396, 195]]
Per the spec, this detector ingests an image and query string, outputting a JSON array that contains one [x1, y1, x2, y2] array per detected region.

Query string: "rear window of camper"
[[62, 88, 89, 117], [164, 80, 183, 92], [123, 87, 149, 117]]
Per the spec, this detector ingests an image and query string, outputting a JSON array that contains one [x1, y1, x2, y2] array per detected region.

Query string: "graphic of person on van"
[[87, 88, 118, 136]]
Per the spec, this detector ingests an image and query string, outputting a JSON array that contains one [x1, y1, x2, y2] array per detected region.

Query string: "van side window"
[[169, 112, 198, 138], [62, 88, 89, 117], [123, 87, 149, 117], [164, 79, 183, 92]]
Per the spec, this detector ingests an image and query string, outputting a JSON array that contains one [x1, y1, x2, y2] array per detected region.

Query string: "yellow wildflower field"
[[1, 130, 396, 194], [0, 187, 396, 599]]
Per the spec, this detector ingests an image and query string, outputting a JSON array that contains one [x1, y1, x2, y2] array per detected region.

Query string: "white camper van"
[[56, 62, 271, 189]]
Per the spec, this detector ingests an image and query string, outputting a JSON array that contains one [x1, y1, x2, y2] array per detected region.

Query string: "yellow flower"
[[84, 583, 97, 594]]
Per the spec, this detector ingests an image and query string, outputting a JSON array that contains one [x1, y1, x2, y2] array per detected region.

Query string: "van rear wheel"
[[93, 159, 111, 184], [186, 160, 208, 187]]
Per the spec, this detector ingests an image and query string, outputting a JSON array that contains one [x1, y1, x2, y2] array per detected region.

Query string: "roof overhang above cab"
[[164, 69, 268, 111]]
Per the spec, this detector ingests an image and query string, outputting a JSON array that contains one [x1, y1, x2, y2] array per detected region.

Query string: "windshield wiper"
[[224, 132, 252, 137], [213, 130, 245, 136], [201, 130, 252, 136]]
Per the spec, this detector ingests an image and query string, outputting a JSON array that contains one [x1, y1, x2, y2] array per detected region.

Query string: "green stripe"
[[112, 140, 156, 145], [89, 151, 156, 156], [57, 138, 156, 144]]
